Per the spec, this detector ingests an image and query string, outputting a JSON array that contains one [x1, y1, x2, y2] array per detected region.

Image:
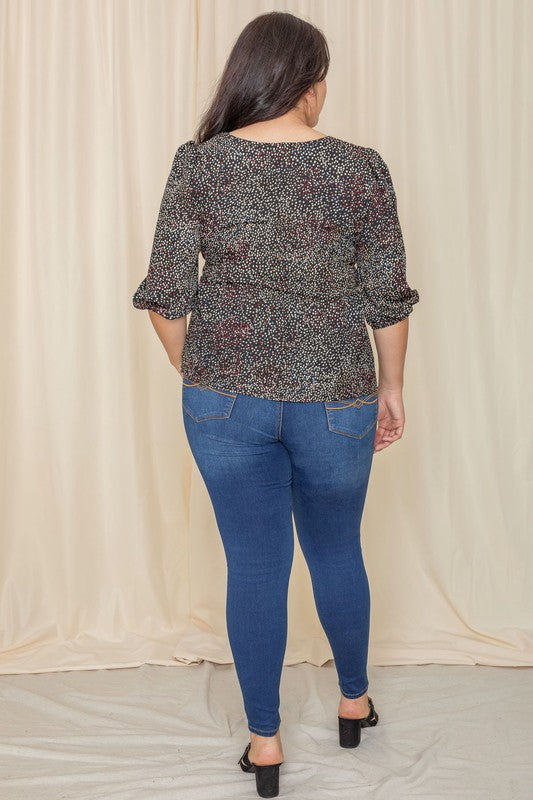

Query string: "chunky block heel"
[[338, 695, 379, 748], [238, 741, 283, 798]]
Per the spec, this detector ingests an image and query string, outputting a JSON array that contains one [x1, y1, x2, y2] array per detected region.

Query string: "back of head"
[[196, 11, 330, 144]]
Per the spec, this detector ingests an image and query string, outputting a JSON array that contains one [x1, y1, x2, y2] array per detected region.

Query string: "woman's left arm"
[[132, 140, 201, 370], [147, 312, 187, 373]]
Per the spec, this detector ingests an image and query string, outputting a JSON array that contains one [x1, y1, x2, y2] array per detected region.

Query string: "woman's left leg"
[[182, 387, 294, 737]]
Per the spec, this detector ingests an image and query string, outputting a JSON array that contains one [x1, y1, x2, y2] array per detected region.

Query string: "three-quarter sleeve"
[[355, 147, 420, 329], [132, 140, 201, 319]]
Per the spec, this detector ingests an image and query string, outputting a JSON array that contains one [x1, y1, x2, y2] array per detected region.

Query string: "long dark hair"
[[195, 11, 330, 144]]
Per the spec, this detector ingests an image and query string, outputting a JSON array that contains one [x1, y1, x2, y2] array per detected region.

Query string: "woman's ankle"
[[249, 730, 284, 762], [338, 691, 371, 716]]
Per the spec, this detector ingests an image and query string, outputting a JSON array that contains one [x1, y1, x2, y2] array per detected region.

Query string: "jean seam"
[[182, 404, 234, 421], [276, 400, 283, 440], [182, 390, 237, 421], [248, 724, 280, 735], [325, 414, 377, 439], [339, 682, 369, 699]]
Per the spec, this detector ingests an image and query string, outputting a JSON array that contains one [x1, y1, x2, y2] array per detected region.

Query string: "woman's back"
[[132, 131, 419, 401]]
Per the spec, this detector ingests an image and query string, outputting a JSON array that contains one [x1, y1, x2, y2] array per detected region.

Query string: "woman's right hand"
[[373, 388, 405, 452]]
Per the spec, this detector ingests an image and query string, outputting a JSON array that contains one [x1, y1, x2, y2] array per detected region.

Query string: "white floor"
[[1, 661, 532, 799]]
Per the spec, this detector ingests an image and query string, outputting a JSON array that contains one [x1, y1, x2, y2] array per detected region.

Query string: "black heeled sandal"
[[238, 741, 283, 798], [338, 695, 379, 748]]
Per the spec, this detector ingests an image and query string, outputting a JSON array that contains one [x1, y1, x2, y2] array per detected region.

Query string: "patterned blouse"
[[132, 132, 420, 402]]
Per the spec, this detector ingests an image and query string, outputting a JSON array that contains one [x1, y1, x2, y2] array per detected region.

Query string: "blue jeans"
[[181, 380, 378, 737]]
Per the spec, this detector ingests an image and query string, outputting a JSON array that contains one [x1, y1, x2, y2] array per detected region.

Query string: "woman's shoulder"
[[328, 136, 387, 164], [327, 135, 372, 165], [327, 139, 394, 185], [173, 139, 200, 159], [166, 139, 199, 171]]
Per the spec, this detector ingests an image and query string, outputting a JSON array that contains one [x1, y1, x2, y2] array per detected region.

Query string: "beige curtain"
[[1, 0, 531, 675]]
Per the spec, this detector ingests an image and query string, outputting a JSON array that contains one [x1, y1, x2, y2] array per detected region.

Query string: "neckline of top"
[[222, 131, 334, 146]]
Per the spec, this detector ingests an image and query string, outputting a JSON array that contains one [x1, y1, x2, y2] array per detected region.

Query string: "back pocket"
[[182, 381, 238, 421], [324, 391, 378, 439]]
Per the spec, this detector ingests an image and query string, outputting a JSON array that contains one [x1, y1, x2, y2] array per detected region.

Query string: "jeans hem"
[[248, 723, 280, 736], [339, 682, 369, 699]]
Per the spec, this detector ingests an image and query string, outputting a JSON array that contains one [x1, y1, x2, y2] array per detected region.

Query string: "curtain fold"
[[1, 0, 531, 674]]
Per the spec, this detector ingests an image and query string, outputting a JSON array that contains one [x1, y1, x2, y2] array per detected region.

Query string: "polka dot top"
[[132, 132, 420, 402]]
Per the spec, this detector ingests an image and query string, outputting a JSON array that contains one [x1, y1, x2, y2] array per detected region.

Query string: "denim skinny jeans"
[[181, 380, 378, 737]]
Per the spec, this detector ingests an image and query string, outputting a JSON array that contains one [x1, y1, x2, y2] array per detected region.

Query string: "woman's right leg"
[[182, 385, 294, 740]]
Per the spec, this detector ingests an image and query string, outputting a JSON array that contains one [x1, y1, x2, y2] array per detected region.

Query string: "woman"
[[133, 10, 419, 798]]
